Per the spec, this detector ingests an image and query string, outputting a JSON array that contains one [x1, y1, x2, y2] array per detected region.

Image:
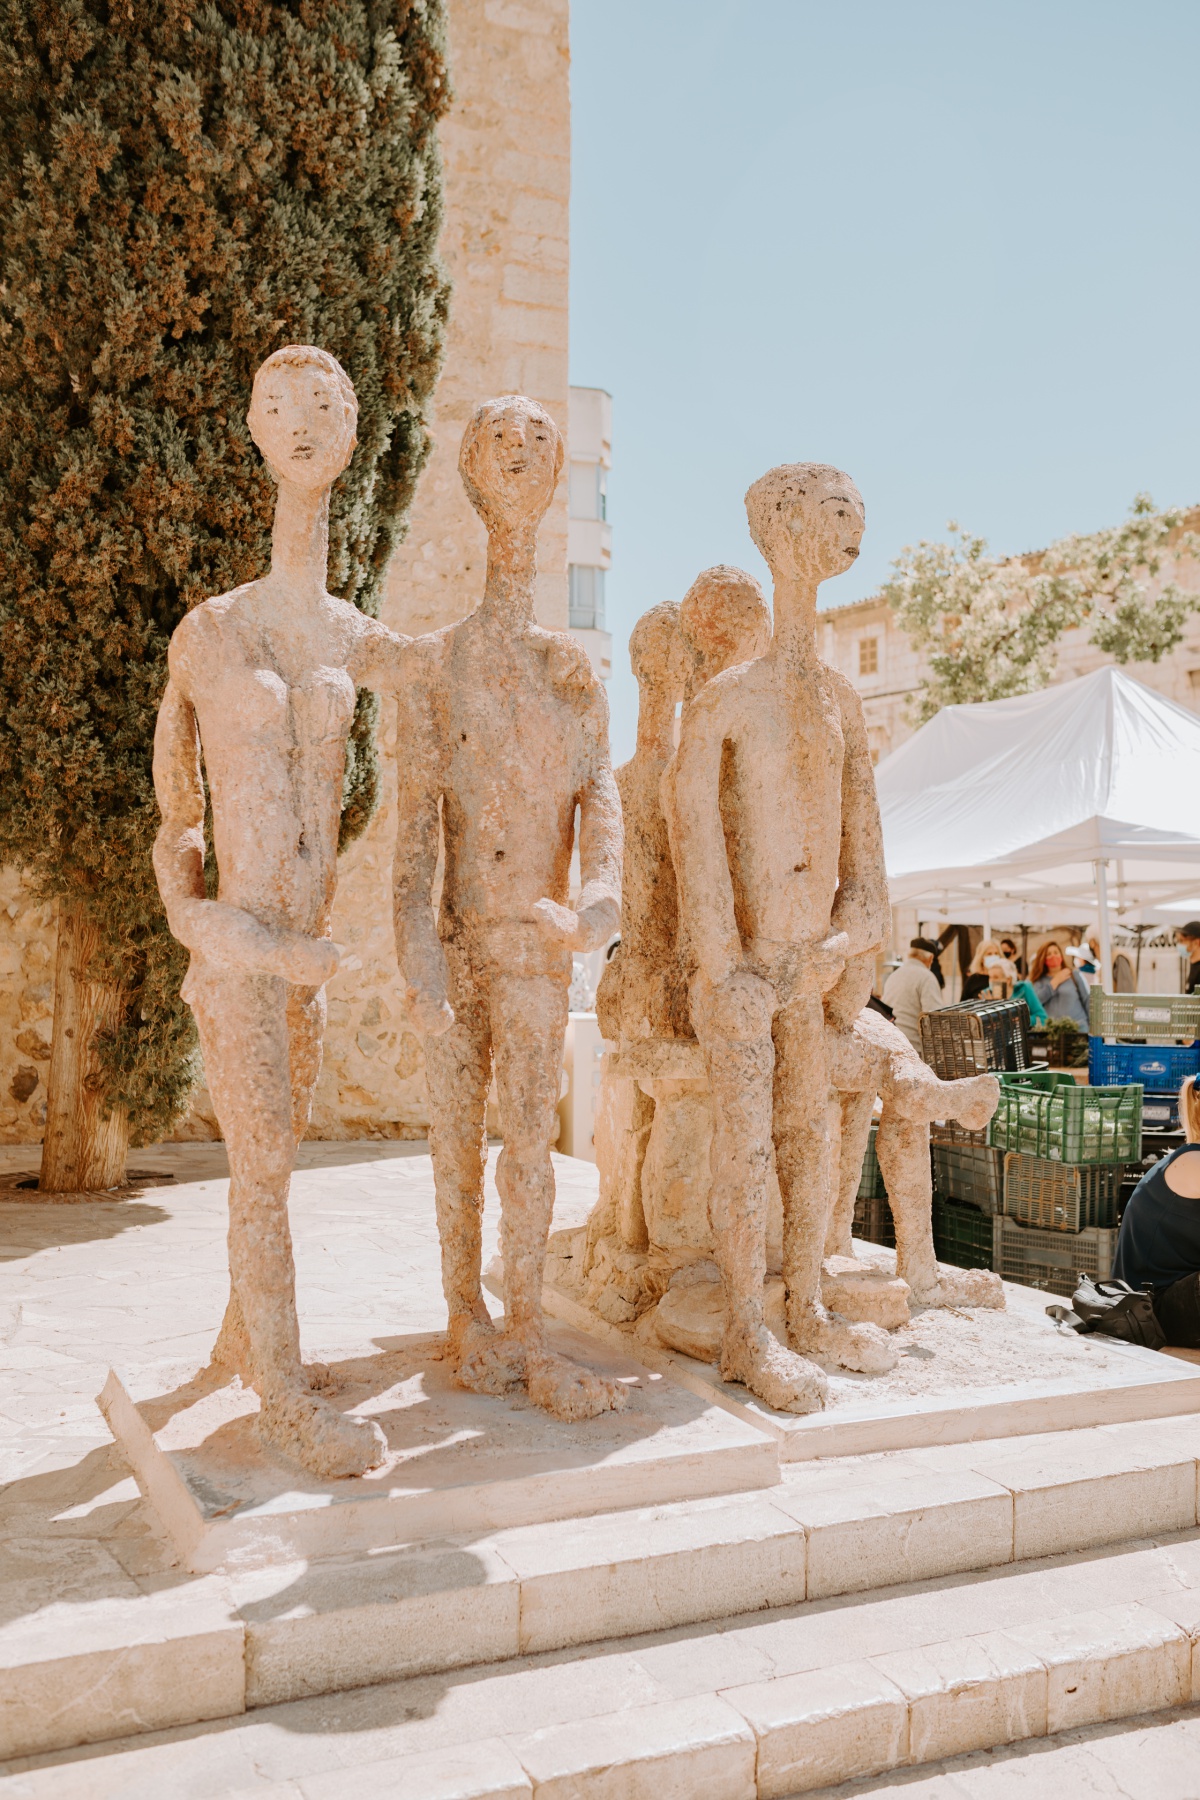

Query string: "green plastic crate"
[[1089, 989, 1200, 1043], [931, 1197, 993, 1270], [989, 1075, 1142, 1164]]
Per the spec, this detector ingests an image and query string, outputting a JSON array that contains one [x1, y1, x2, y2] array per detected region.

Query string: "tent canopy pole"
[[1094, 859, 1112, 993]]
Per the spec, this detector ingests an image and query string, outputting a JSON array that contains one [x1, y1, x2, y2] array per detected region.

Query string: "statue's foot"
[[788, 1305, 898, 1374], [449, 1316, 526, 1396], [909, 1266, 1005, 1310], [258, 1388, 387, 1479], [720, 1324, 827, 1415], [305, 1359, 338, 1393], [525, 1348, 629, 1422]]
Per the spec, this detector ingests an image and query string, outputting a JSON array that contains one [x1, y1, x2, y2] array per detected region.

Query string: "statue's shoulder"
[[821, 659, 867, 720], [168, 585, 253, 675], [537, 627, 604, 711], [683, 657, 758, 729]]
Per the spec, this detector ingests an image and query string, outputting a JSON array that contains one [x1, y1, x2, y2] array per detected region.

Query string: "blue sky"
[[568, 1, 1200, 761]]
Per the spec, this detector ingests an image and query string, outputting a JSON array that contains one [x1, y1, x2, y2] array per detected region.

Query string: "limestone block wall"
[[300, 0, 572, 1140], [1, 0, 572, 1146]]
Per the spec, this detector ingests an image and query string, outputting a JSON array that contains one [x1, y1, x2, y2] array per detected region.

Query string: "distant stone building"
[[0, 0, 573, 1146], [821, 514, 1200, 766]]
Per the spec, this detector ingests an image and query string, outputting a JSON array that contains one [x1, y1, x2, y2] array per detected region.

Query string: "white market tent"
[[874, 667, 1200, 981]]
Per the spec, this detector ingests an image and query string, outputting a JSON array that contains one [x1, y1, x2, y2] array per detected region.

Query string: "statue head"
[[628, 599, 685, 699], [744, 463, 864, 585], [679, 565, 771, 694], [459, 395, 564, 532], [248, 345, 358, 490]]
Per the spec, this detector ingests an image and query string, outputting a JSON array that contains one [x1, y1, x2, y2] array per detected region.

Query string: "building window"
[[859, 636, 879, 677], [569, 461, 606, 522], [569, 565, 606, 631]]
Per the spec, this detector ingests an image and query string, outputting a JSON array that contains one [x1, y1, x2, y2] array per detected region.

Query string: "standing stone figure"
[[394, 396, 626, 1422], [153, 346, 414, 1477], [663, 464, 893, 1414]]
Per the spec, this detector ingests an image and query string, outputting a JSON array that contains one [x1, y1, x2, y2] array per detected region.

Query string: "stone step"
[[9, 1519, 1200, 1797], [6, 1411, 1200, 1764]]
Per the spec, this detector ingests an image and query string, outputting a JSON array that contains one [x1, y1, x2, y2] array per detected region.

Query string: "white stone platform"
[[5, 1140, 1200, 1775], [99, 1324, 776, 1573]]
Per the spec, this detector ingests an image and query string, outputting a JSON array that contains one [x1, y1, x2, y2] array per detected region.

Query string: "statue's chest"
[[447, 659, 575, 793], [206, 660, 356, 751]]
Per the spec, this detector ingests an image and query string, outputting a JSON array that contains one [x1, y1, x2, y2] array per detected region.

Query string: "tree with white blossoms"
[[883, 496, 1200, 725]]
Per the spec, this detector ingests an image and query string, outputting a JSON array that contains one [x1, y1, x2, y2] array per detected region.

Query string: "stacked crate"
[[1087, 989, 1200, 1133], [923, 998, 1030, 1271], [852, 1118, 895, 1248], [991, 1070, 1141, 1296]]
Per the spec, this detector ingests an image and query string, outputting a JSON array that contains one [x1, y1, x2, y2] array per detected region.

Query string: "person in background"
[[1113, 1075, 1200, 1347], [961, 939, 1017, 1002], [1176, 922, 1200, 995], [881, 937, 945, 1053], [1030, 939, 1090, 1029], [1000, 936, 1025, 978], [1072, 934, 1103, 983]]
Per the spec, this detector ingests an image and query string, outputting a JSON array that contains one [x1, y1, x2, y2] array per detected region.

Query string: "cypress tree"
[[0, 1, 450, 1187]]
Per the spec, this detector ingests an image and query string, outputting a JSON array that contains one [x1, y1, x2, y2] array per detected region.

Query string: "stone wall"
[[0, 0, 572, 1146]]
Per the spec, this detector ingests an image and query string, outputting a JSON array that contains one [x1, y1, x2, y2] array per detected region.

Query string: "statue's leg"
[[213, 978, 328, 1385], [695, 984, 827, 1415], [195, 967, 385, 1478], [423, 950, 524, 1394], [774, 997, 896, 1374], [826, 1088, 876, 1259], [491, 969, 627, 1421], [879, 1111, 1004, 1308]]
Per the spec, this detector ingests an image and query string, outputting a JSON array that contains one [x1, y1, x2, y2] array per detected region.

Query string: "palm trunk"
[[40, 904, 129, 1193]]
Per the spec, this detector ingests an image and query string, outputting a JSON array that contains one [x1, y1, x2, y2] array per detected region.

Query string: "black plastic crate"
[[932, 1143, 1005, 1215], [852, 1190, 895, 1249], [856, 1120, 886, 1200], [921, 997, 1032, 1080], [931, 1197, 993, 1270], [1002, 1152, 1124, 1232]]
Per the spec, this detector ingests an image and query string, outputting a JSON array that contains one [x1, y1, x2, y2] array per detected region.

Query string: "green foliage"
[[0, 0, 450, 1141], [883, 496, 1200, 726]]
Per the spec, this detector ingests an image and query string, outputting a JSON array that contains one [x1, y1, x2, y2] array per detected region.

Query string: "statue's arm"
[[392, 664, 453, 1035], [531, 661, 622, 954], [830, 671, 889, 957], [151, 648, 337, 987], [661, 684, 741, 986], [347, 614, 411, 694], [573, 686, 623, 950]]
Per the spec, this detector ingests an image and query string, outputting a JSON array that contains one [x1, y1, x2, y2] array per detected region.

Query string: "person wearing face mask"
[[1030, 939, 1091, 1030]]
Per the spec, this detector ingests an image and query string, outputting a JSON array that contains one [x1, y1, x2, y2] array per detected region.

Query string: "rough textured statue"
[[152, 346, 410, 1477], [662, 465, 893, 1414], [393, 395, 625, 1422]]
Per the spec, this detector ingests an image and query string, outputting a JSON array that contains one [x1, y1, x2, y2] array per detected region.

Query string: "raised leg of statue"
[[193, 966, 385, 1477], [490, 968, 627, 1420], [826, 1087, 877, 1259], [774, 997, 896, 1374]]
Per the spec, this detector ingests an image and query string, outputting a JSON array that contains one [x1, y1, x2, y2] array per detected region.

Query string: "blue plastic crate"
[[1087, 1039, 1200, 1091]]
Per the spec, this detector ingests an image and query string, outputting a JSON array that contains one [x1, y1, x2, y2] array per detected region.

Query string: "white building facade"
[[566, 384, 613, 681]]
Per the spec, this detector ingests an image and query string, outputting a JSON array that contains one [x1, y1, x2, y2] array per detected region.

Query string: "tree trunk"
[[40, 904, 129, 1193]]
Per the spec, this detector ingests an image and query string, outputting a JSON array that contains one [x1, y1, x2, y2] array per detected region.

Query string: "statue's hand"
[[698, 966, 776, 1041], [809, 930, 851, 992], [532, 894, 618, 954], [407, 985, 455, 1039], [173, 898, 339, 987], [282, 934, 341, 989]]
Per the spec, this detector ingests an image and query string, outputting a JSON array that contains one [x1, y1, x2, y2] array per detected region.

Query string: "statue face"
[[468, 402, 560, 525], [765, 467, 865, 583], [249, 362, 356, 490]]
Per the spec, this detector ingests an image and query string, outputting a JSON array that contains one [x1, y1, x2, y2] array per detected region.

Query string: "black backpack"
[[1046, 1277, 1166, 1351]]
